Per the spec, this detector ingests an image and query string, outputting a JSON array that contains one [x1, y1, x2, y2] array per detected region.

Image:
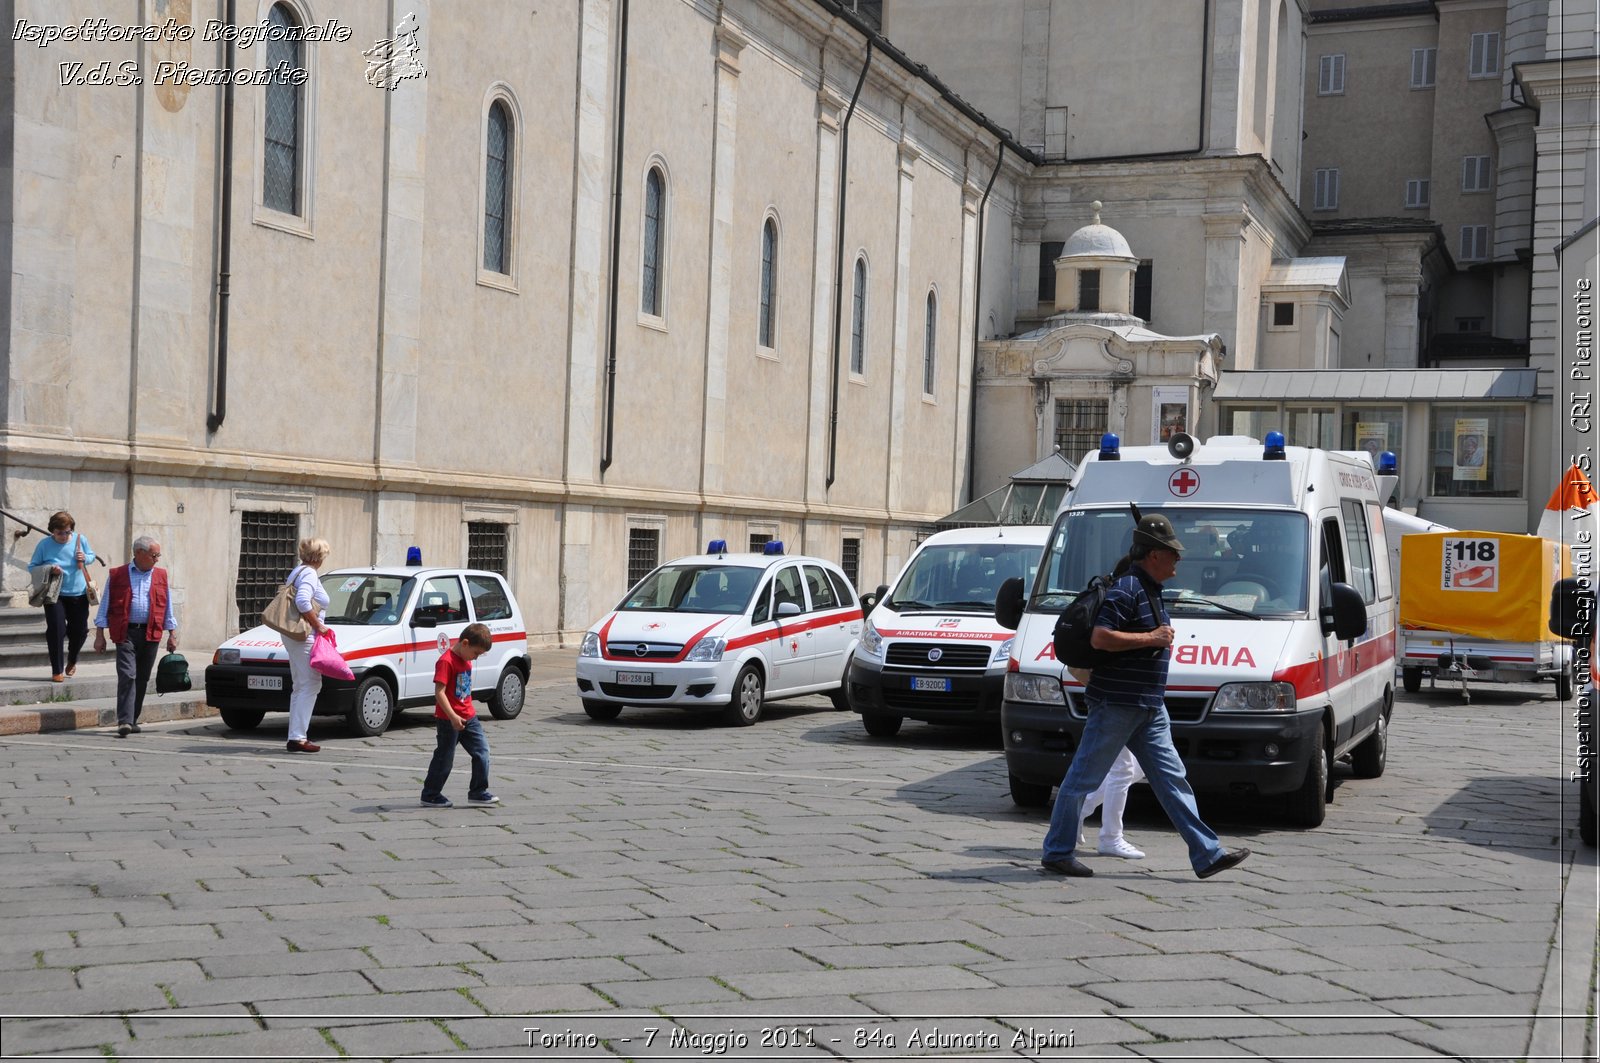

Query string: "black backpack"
[[1052, 574, 1117, 669], [156, 652, 191, 694]]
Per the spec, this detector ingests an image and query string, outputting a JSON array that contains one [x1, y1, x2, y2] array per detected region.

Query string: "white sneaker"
[[1097, 838, 1145, 859]]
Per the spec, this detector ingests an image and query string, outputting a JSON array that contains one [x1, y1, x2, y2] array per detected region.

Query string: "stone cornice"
[[1515, 55, 1600, 106]]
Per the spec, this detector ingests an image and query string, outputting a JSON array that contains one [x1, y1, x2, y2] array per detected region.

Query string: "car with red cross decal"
[[205, 567, 531, 737], [575, 543, 862, 726]]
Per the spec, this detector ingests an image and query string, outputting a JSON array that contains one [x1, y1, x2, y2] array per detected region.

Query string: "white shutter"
[[1405, 178, 1430, 208], [1319, 54, 1345, 95], [1411, 48, 1436, 88]]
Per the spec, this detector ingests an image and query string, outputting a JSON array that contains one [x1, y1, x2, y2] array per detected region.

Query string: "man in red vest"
[[93, 536, 179, 737]]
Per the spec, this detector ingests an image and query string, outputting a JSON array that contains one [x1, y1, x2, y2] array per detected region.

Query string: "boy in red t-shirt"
[[420, 623, 498, 807]]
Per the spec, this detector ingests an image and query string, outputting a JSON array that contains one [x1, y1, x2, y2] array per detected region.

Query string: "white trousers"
[[1080, 746, 1147, 845], [283, 634, 322, 742]]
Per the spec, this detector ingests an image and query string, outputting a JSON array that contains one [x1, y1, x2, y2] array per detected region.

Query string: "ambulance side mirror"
[[1322, 582, 1367, 641], [861, 584, 888, 612], [994, 577, 1026, 631], [1549, 577, 1594, 642]]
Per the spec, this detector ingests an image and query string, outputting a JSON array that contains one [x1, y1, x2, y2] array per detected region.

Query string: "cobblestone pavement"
[[0, 669, 1594, 1061]]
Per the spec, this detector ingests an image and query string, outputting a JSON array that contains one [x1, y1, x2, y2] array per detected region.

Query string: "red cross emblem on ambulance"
[[1169, 468, 1201, 497]]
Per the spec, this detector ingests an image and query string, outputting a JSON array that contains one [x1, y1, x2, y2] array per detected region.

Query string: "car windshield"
[[888, 541, 1044, 612], [1028, 508, 1310, 619], [319, 573, 416, 626], [619, 565, 763, 615]]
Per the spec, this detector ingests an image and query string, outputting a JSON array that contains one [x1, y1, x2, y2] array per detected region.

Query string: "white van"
[[997, 433, 1392, 827], [845, 525, 1050, 738]]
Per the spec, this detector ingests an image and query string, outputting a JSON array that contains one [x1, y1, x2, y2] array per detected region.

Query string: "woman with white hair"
[[281, 537, 333, 753]]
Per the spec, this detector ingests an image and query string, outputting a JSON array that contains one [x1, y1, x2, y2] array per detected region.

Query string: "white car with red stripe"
[[206, 567, 530, 737], [845, 525, 1049, 738], [997, 433, 1393, 828], [576, 545, 862, 726]]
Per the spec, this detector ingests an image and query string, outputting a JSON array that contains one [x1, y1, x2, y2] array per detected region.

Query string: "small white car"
[[205, 567, 531, 736], [575, 544, 862, 726]]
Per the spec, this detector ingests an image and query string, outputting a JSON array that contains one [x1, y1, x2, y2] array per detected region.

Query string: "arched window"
[[758, 217, 777, 348], [922, 289, 937, 395], [850, 256, 867, 374], [483, 100, 512, 274], [263, 3, 304, 215], [642, 167, 665, 316]]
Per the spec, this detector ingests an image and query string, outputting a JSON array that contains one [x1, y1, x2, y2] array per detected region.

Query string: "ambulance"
[[575, 542, 863, 727], [844, 525, 1050, 738], [996, 432, 1391, 828]]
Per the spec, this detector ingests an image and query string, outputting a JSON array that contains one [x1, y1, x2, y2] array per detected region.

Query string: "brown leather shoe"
[[51, 674, 65, 683], [286, 740, 321, 753]]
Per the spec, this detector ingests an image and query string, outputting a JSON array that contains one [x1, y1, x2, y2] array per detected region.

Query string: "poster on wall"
[[1355, 422, 1389, 462], [1453, 417, 1489, 481], [1151, 386, 1189, 444]]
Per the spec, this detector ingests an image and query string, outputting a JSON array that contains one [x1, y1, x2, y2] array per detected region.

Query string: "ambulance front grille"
[[884, 643, 992, 669], [1067, 692, 1209, 723]]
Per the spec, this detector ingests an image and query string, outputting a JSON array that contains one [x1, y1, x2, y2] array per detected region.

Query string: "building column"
[[1019, 0, 1051, 150], [1382, 276, 1420, 368], [805, 86, 844, 505], [1202, 207, 1249, 366], [951, 181, 981, 504], [699, 21, 747, 503], [884, 139, 918, 515]]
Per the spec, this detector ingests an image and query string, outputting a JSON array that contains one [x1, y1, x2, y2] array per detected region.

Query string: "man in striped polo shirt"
[[1040, 513, 1250, 881]]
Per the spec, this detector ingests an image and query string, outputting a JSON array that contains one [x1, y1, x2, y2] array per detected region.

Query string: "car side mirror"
[[1321, 581, 1367, 641], [1550, 577, 1594, 642], [411, 614, 439, 629], [776, 601, 802, 619], [994, 576, 1025, 631]]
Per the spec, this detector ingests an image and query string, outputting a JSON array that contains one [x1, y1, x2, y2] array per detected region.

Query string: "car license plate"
[[247, 675, 283, 691], [614, 671, 654, 685], [912, 676, 951, 692]]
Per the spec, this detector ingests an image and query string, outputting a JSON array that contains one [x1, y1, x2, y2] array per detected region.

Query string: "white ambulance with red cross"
[[575, 542, 862, 726], [996, 432, 1393, 828]]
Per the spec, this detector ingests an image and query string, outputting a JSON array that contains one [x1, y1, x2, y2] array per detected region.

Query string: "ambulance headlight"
[[1005, 672, 1066, 704], [685, 637, 726, 663], [991, 636, 1015, 664], [860, 621, 884, 659], [214, 648, 240, 666], [1211, 681, 1296, 713], [579, 631, 601, 658]]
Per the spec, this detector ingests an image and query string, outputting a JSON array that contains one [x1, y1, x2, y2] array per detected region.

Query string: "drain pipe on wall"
[[599, 0, 631, 477], [825, 38, 872, 490], [207, 0, 236, 433], [963, 139, 1004, 502]]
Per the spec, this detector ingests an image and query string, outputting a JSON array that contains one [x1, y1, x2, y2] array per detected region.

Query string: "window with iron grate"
[[236, 511, 300, 631], [627, 528, 660, 589], [841, 537, 861, 587], [1054, 398, 1108, 462], [748, 533, 773, 553], [467, 522, 508, 575]]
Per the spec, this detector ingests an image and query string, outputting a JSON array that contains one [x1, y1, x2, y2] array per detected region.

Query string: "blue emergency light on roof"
[[762, 540, 785, 555], [405, 546, 422, 566], [1263, 431, 1286, 461], [1098, 433, 1121, 461], [1376, 450, 1397, 474], [706, 539, 728, 555]]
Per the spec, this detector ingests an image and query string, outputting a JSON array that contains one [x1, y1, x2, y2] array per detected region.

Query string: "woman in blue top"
[[28, 511, 97, 682]]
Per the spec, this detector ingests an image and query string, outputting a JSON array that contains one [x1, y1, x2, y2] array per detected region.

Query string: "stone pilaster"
[[951, 182, 981, 504], [1202, 207, 1249, 366], [806, 85, 844, 503], [700, 20, 747, 500], [884, 139, 919, 514]]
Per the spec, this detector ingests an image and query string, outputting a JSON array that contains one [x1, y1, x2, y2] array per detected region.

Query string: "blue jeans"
[[1041, 696, 1225, 871], [421, 717, 491, 800]]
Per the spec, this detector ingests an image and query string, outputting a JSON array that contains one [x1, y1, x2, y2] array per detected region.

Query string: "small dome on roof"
[[1061, 201, 1135, 260]]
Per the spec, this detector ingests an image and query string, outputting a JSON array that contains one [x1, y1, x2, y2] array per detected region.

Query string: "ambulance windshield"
[[887, 542, 1045, 613], [1030, 508, 1310, 618], [620, 565, 763, 615]]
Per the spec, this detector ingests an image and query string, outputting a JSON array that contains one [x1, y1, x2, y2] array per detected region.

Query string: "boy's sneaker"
[[419, 794, 453, 808], [467, 791, 500, 806]]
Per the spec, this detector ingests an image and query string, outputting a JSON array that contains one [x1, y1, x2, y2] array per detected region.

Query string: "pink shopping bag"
[[310, 629, 354, 681]]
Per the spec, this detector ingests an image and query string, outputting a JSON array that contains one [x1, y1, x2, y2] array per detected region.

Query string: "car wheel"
[[1286, 726, 1329, 828], [346, 675, 395, 737], [582, 698, 622, 721], [1009, 773, 1052, 808], [219, 708, 265, 731], [1351, 702, 1388, 779], [1581, 776, 1597, 847], [861, 712, 902, 738], [1557, 664, 1575, 702], [488, 666, 526, 720], [720, 664, 764, 727], [1402, 667, 1422, 694]]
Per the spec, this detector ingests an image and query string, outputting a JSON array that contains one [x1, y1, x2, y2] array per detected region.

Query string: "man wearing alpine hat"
[[1040, 510, 1250, 880]]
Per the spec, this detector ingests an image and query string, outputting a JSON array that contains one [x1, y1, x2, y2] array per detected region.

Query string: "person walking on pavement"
[[282, 538, 333, 754], [28, 511, 98, 683], [93, 536, 178, 737], [1041, 513, 1249, 880]]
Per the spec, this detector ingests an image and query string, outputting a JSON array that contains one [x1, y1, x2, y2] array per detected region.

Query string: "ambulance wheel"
[[862, 712, 902, 738], [1351, 701, 1388, 779], [1556, 665, 1575, 701], [1402, 667, 1423, 694], [1009, 773, 1052, 808], [721, 665, 764, 727], [488, 666, 526, 720], [220, 708, 265, 731], [1286, 727, 1329, 828], [582, 699, 622, 721], [347, 675, 395, 737]]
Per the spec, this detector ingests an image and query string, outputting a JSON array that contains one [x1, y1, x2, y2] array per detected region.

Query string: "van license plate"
[[614, 671, 654, 685], [912, 677, 951, 692], [247, 675, 283, 691]]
